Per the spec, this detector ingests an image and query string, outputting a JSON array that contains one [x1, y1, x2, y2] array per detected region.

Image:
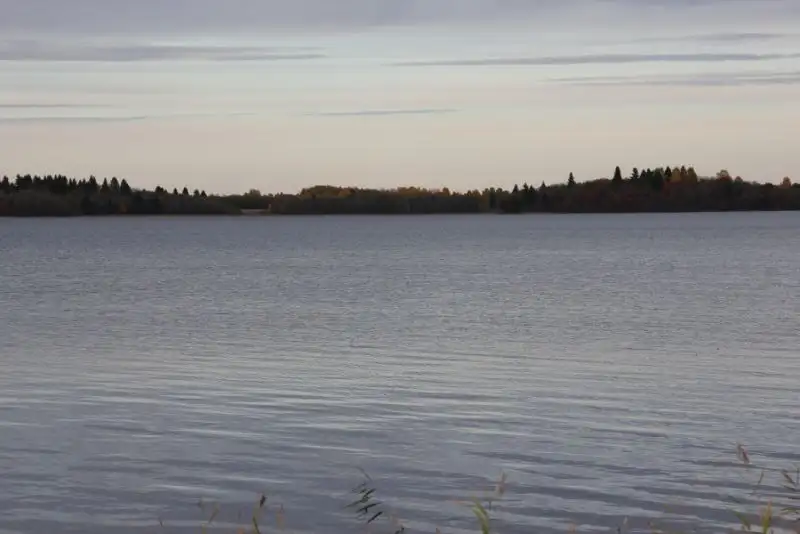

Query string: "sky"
[[0, 0, 798, 194]]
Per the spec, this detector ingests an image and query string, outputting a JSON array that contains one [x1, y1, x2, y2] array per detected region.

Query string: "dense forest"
[[1, 166, 798, 217], [0, 175, 236, 216]]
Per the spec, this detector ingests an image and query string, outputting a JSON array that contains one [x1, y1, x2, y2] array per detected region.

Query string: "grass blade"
[[472, 500, 491, 534], [734, 511, 752, 531]]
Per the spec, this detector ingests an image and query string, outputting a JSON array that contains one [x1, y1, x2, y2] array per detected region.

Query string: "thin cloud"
[[0, 103, 106, 109], [631, 31, 791, 44], [313, 108, 458, 117], [0, 112, 257, 123], [549, 71, 800, 87], [0, 41, 326, 62], [391, 52, 800, 67], [691, 31, 789, 42], [0, 116, 151, 124]]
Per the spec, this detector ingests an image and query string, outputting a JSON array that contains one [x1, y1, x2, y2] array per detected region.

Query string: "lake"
[[1, 213, 798, 534]]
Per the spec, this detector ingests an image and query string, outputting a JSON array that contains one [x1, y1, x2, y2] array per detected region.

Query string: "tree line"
[[0, 174, 236, 216], [225, 166, 799, 214], [1, 167, 798, 217]]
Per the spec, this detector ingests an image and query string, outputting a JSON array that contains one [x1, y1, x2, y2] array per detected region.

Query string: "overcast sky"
[[0, 0, 798, 192], [2, 0, 799, 35]]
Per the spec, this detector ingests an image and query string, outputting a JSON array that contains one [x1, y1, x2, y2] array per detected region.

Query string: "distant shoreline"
[[5, 208, 800, 219], [2, 168, 798, 217]]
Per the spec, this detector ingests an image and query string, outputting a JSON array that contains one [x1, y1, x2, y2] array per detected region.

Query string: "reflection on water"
[[1, 213, 799, 533]]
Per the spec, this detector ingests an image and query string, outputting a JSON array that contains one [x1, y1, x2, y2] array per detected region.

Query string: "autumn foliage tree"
[[2, 167, 800, 216]]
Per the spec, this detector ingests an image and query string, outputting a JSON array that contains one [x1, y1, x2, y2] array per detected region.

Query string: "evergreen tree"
[[173, 188, 179, 196], [539, 182, 550, 210], [648, 169, 665, 191], [131, 192, 145, 212], [630, 168, 639, 181], [0, 176, 10, 192], [523, 183, 537, 206], [16, 175, 32, 190], [182, 187, 190, 196], [612, 166, 623, 184], [120, 179, 132, 196], [101, 178, 110, 193], [567, 172, 576, 188], [110, 177, 120, 192]]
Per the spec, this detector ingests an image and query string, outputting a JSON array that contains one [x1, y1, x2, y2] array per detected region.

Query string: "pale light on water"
[[1, 213, 799, 533]]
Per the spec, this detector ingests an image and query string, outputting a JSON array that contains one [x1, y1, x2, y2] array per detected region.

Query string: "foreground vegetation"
[[1, 167, 799, 216], [173, 445, 798, 534]]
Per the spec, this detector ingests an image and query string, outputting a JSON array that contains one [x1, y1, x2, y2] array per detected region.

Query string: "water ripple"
[[1, 213, 799, 534]]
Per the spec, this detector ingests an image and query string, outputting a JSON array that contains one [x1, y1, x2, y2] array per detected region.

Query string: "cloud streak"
[[0, 103, 106, 109], [550, 71, 800, 87], [0, 40, 325, 62], [689, 31, 789, 42], [0, 112, 257, 124], [0, 116, 151, 124], [313, 108, 458, 117], [391, 52, 800, 67], [631, 31, 794, 44]]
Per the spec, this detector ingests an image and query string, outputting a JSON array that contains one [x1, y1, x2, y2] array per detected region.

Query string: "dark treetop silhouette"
[[1, 167, 797, 216]]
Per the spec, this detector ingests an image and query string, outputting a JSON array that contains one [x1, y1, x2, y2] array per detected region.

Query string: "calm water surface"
[[1, 214, 798, 534]]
